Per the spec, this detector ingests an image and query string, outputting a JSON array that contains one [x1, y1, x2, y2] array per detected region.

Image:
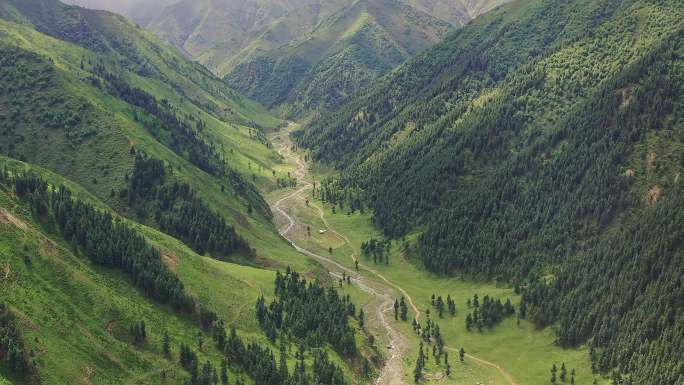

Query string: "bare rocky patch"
[[0, 207, 28, 231], [646, 185, 662, 206], [162, 252, 179, 272]]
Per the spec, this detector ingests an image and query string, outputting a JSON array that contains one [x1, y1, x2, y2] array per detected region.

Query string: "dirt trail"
[[271, 126, 407, 385], [269, 123, 516, 385]]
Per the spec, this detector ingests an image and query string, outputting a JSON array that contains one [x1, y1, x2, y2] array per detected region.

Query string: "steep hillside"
[[0, 159, 259, 384], [0, 1, 380, 383], [297, 0, 684, 383], [0, 158, 365, 385], [407, 0, 509, 26], [0, 0, 295, 260]]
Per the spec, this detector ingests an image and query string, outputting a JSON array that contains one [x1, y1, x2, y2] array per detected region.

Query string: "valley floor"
[[266, 123, 605, 385]]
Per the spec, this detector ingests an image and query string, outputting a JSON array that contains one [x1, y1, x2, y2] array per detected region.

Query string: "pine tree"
[[414, 342, 425, 383], [163, 331, 171, 358], [221, 358, 229, 385], [400, 297, 408, 321], [447, 295, 456, 316], [279, 342, 289, 381], [436, 296, 445, 318]]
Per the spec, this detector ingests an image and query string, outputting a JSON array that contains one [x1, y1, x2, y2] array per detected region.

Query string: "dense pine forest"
[[4, 170, 195, 312], [257, 269, 358, 356], [296, 0, 684, 383], [125, 154, 253, 260], [224, 326, 349, 385], [1, 0, 683, 383]]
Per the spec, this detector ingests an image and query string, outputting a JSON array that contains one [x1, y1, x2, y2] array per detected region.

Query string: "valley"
[[1, 0, 683, 384], [266, 123, 599, 385]]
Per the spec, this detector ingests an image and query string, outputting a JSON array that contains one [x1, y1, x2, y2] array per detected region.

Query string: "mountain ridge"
[[296, 0, 684, 382], [62, 0, 511, 117]]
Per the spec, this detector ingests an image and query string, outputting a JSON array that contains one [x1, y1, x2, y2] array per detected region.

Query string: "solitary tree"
[[414, 343, 425, 383], [400, 297, 408, 321], [221, 358, 229, 385], [163, 331, 171, 358]]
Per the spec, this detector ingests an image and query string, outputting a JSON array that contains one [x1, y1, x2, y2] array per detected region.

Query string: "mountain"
[[223, 0, 453, 118], [63, 0, 510, 118], [297, 0, 684, 383], [0, 1, 371, 383], [59, 0, 180, 24], [0, 157, 275, 385]]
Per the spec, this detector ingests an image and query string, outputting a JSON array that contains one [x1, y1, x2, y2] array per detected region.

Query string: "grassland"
[[0, 155, 372, 384], [0, 5, 369, 383], [321, 204, 610, 385], [0, 6, 328, 277], [252, 138, 612, 385]]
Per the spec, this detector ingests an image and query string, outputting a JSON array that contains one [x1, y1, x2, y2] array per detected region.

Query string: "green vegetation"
[[257, 269, 358, 356], [0, 1, 370, 384], [0, 0, 320, 274], [122, 0, 509, 118], [125, 154, 254, 260], [298, 0, 684, 382], [224, 0, 452, 118], [0, 158, 369, 384], [303, 197, 601, 385], [9, 170, 194, 311], [2, 0, 683, 384], [0, 304, 35, 381]]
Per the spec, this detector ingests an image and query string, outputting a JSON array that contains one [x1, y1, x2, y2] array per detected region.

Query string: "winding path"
[[268, 124, 517, 385]]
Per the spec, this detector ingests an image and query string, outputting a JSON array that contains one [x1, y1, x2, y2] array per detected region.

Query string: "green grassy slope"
[[0, 0, 321, 271], [297, 0, 684, 383], [303, 196, 604, 385], [0, 163, 272, 384], [0, 156, 371, 385], [0, 3, 380, 383]]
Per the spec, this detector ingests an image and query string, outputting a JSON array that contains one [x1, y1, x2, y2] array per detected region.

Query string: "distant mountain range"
[[62, 0, 510, 117]]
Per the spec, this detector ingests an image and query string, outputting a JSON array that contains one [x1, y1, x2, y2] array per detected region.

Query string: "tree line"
[[123, 154, 253, 259], [90, 63, 272, 219], [6, 170, 195, 312], [3, 168, 350, 385], [91, 62, 225, 176], [256, 268, 357, 357]]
